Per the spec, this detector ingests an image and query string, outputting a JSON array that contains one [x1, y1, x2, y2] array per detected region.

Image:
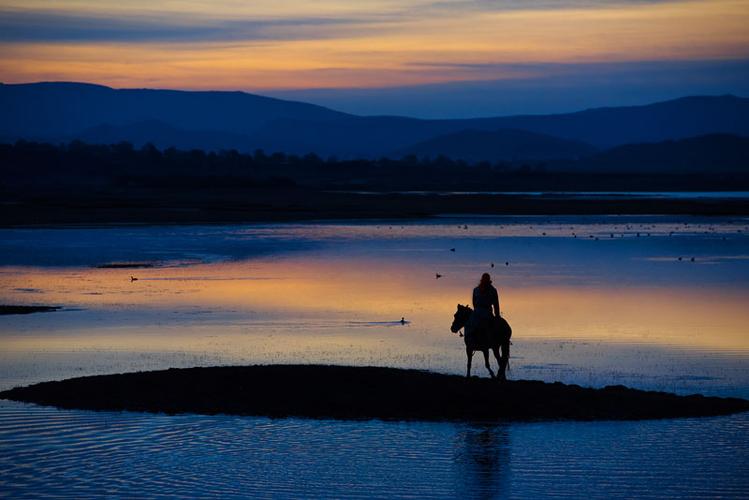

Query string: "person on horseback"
[[450, 273, 512, 380], [471, 273, 510, 381]]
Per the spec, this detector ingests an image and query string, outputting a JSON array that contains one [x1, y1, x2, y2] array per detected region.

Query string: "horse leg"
[[466, 347, 474, 378], [498, 339, 510, 381], [483, 349, 495, 379], [491, 345, 502, 380], [492, 346, 501, 366]]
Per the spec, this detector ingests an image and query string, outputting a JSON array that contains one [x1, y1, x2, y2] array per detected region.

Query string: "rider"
[[472, 273, 510, 380], [473, 272, 500, 321]]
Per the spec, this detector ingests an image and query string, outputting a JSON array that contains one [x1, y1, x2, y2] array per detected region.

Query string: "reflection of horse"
[[451, 304, 511, 379], [453, 424, 511, 498]]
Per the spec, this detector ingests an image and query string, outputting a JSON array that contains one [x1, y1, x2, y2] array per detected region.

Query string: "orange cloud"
[[0, 0, 748, 90]]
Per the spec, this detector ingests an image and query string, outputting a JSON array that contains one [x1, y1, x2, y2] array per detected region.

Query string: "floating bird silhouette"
[[450, 248, 455, 252], [435, 273, 442, 279], [505, 261, 509, 266], [490, 262, 494, 268], [130, 276, 138, 282]]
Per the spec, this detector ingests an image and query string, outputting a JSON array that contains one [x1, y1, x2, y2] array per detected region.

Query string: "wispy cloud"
[[0, 1, 695, 44], [422, 0, 682, 11], [0, 9, 371, 43], [1, 0, 748, 96]]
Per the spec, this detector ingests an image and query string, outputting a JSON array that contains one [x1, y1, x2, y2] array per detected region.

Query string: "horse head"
[[451, 304, 472, 333]]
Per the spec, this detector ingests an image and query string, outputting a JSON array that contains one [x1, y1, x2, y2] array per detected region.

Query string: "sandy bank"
[[2, 365, 747, 422]]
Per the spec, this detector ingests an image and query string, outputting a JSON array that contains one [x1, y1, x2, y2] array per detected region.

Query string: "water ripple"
[[1, 401, 747, 499]]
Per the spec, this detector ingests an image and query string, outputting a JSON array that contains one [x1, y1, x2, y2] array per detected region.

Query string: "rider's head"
[[480, 273, 492, 288]]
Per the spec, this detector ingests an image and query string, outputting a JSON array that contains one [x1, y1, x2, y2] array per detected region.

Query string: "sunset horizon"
[[2, 1, 749, 116]]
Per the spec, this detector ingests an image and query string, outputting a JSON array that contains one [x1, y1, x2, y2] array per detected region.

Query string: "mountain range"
[[2, 81, 749, 169]]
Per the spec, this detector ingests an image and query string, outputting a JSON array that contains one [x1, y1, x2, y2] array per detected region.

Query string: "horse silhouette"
[[451, 304, 511, 379]]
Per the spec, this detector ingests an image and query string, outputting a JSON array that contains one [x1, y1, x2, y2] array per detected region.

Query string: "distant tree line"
[[2, 140, 747, 193], [0, 140, 536, 190]]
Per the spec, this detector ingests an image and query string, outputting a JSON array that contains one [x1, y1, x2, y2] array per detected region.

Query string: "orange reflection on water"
[[2, 255, 748, 354]]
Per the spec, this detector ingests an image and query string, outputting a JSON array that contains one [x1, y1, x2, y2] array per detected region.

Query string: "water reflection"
[[1, 216, 748, 396], [453, 424, 510, 500], [2, 400, 746, 499]]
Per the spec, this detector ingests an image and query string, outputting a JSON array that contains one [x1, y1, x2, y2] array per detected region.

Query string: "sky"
[[1, 0, 749, 117]]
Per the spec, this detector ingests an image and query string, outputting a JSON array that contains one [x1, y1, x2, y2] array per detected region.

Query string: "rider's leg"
[[466, 347, 474, 377]]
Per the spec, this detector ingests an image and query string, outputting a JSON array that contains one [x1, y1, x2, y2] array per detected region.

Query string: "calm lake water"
[[1, 215, 748, 498]]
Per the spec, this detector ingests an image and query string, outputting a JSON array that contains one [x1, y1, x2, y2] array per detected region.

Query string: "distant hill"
[[2, 82, 749, 163], [570, 134, 749, 173], [461, 95, 749, 149], [250, 95, 749, 156], [0, 81, 349, 140], [78, 120, 251, 151], [395, 128, 596, 162], [248, 115, 453, 157]]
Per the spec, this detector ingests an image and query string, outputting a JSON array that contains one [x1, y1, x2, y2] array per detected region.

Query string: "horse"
[[450, 304, 511, 379]]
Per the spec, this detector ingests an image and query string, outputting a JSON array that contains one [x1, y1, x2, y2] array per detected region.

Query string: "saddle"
[[467, 314, 512, 345]]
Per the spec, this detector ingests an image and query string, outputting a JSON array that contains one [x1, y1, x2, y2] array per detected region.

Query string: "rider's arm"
[[492, 289, 500, 317]]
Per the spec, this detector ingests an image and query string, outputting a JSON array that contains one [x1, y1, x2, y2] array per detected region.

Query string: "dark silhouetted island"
[[2, 365, 747, 422], [95, 262, 156, 269], [0, 305, 60, 315]]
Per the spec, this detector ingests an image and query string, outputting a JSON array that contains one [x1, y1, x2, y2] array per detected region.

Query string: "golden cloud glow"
[[0, 1, 748, 90]]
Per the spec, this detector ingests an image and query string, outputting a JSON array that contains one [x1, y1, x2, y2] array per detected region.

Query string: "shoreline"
[[2, 365, 747, 422], [3, 190, 749, 228], [3, 212, 742, 231]]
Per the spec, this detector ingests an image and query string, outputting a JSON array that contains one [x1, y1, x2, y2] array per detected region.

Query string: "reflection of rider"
[[472, 273, 510, 381]]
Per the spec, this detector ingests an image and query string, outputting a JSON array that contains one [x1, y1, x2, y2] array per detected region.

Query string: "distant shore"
[[3, 188, 749, 227], [4, 140, 749, 226], [2, 365, 747, 422]]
